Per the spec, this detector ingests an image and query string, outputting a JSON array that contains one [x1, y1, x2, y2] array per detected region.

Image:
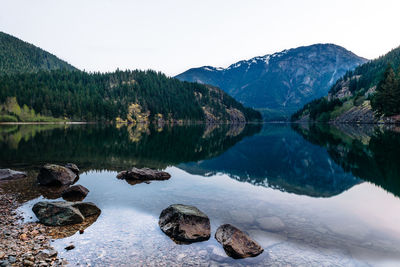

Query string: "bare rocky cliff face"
[[176, 44, 366, 119]]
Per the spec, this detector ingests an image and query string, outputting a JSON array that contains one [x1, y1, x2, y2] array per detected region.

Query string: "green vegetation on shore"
[[0, 97, 65, 122]]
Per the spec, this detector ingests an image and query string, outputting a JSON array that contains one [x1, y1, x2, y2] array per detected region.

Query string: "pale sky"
[[1, 0, 400, 76]]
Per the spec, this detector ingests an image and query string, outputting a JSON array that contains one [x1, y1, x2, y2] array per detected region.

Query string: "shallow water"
[[2, 123, 400, 266]]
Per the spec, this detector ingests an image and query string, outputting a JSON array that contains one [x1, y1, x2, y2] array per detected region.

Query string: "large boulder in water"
[[0, 169, 27, 181], [215, 224, 263, 259], [117, 167, 171, 181], [37, 164, 77, 186], [159, 204, 210, 243], [32, 201, 84, 226], [62, 185, 89, 201], [32, 201, 101, 226]]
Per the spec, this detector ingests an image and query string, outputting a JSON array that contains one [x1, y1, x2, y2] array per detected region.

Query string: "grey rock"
[[37, 164, 77, 186], [0, 169, 27, 181], [117, 167, 171, 181], [32, 201, 84, 226], [159, 204, 210, 243], [215, 224, 264, 259], [256, 216, 285, 232], [32, 200, 100, 226]]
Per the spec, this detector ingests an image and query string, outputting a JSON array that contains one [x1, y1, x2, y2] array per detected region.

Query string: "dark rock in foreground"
[[0, 169, 27, 181], [117, 167, 171, 181], [65, 163, 80, 175], [37, 164, 77, 186], [62, 185, 89, 201], [32, 201, 84, 226], [159, 204, 210, 243], [32, 201, 100, 226], [215, 224, 263, 259]]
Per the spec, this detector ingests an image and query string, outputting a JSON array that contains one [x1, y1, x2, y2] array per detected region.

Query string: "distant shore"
[[0, 121, 95, 125]]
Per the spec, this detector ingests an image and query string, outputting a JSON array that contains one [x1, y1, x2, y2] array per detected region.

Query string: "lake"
[[1, 123, 400, 266]]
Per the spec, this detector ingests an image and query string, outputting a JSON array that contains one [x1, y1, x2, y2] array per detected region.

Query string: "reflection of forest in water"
[[293, 123, 400, 198], [0, 123, 261, 171]]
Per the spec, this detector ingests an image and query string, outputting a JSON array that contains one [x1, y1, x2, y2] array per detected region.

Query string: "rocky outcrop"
[[159, 204, 210, 243], [64, 163, 79, 175], [37, 164, 77, 186], [32, 201, 100, 226], [62, 185, 89, 201], [117, 167, 171, 182], [0, 169, 27, 181], [332, 101, 378, 123], [215, 224, 264, 259]]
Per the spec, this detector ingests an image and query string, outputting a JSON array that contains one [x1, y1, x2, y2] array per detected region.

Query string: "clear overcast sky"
[[1, 0, 400, 76]]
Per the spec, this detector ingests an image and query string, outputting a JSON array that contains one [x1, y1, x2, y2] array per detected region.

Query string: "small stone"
[[0, 252, 4, 259], [65, 244, 75, 251], [23, 260, 34, 266], [7, 256, 15, 264], [256, 216, 285, 232]]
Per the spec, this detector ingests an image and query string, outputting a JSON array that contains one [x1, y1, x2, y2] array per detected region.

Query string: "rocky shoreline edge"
[[0, 188, 66, 267]]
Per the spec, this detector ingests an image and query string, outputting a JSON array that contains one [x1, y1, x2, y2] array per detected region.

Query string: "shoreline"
[[0, 187, 66, 266]]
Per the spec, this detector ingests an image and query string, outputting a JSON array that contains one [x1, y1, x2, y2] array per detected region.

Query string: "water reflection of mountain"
[[293, 123, 400, 198], [179, 124, 360, 198], [0, 123, 261, 171]]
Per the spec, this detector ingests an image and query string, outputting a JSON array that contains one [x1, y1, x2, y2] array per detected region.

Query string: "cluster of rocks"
[[0, 189, 66, 267], [33, 163, 101, 226], [159, 204, 264, 259]]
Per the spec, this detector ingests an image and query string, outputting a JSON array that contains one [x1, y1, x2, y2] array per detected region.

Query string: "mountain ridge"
[[0, 31, 77, 74], [176, 44, 367, 120]]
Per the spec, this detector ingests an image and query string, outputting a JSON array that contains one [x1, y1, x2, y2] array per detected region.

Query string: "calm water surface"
[[1, 123, 400, 266]]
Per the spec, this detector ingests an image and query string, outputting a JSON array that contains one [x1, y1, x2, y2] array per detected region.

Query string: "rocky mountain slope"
[[292, 45, 400, 123], [0, 31, 76, 75], [176, 44, 366, 120]]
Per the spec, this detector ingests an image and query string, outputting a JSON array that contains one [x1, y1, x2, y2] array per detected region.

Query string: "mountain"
[[0, 31, 261, 123], [176, 44, 366, 120], [292, 45, 400, 123], [0, 31, 76, 74]]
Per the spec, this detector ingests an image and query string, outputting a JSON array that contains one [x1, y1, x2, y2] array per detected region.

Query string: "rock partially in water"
[[65, 163, 80, 175], [0, 169, 27, 181], [32, 201, 101, 226], [117, 167, 171, 182], [62, 185, 89, 201], [215, 224, 264, 259], [32, 201, 84, 226], [37, 164, 77, 186], [159, 204, 210, 243]]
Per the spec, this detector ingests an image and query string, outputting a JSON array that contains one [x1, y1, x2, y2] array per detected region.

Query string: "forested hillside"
[[292, 46, 400, 123], [0, 31, 76, 74], [0, 70, 261, 123]]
